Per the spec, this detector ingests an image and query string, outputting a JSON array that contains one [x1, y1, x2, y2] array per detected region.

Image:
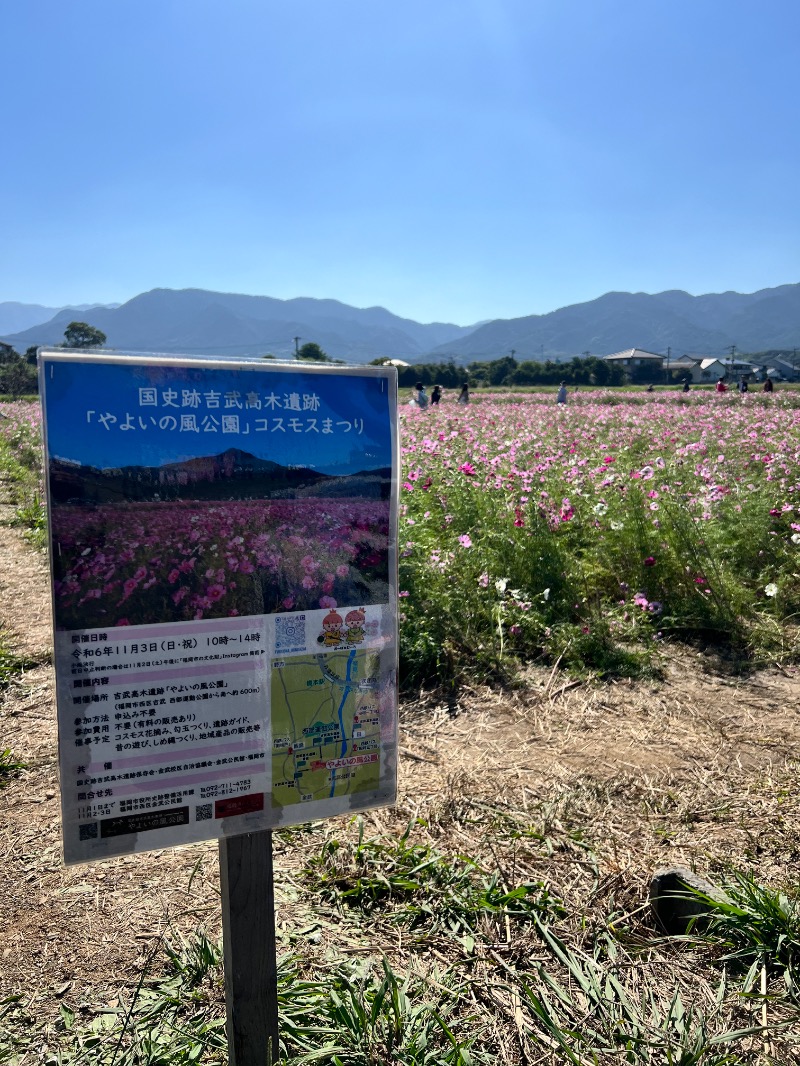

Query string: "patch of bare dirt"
[[0, 501, 51, 660], [1, 512, 799, 1039]]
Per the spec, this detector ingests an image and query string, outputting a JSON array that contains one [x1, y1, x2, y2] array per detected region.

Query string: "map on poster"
[[39, 351, 399, 864], [271, 648, 384, 808]]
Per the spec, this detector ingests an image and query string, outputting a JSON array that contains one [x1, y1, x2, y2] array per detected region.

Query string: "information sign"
[[39, 352, 398, 864]]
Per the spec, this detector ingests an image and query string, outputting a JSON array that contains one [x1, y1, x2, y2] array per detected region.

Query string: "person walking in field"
[[457, 383, 470, 405], [556, 382, 568, 404]]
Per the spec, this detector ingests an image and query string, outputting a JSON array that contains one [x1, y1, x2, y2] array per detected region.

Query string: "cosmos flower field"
[[3, 391, 800, 677], [398, 390, 800, 680]]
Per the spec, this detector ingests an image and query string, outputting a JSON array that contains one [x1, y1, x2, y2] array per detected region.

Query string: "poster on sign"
[[39, 352, 399, 864]]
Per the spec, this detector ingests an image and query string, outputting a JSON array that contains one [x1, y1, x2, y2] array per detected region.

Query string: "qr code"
[[195, 804, 213, 822], [275, 614, 306, 653], [79, 822, 98, 841]]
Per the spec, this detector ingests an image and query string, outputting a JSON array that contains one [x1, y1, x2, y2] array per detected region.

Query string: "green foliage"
[[0, 404, 47, 548], [296, 342, 332, 362], [683, 870, 800, 993], [0, 637, 36, 689], [0, 747, 28, 784], [280, 956, 482, 1065], [304, 820, 564, 941], [0, 936, 483, 1066], [521, 921, 769, 1065], [62, 320, 107, 349], [0, 344, 38, 395]]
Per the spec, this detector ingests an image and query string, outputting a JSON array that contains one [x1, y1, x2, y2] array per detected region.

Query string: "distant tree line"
[[371, 354, 626, 389]]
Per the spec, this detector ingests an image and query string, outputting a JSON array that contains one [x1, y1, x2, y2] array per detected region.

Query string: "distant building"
[[603, 348, 663, 368], [602, 348, 770, 384], [666, 356, 702, 381], [602, 348, 664, 381], [766, 358, 800, 382]]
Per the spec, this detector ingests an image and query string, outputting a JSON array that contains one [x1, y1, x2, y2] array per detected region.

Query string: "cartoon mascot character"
[[345, 608, 366, 645], [320, 610, 343, 647]]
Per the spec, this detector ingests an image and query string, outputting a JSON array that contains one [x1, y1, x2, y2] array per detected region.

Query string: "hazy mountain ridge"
[[428, 285, 800, 361], [3, 283, 799, 363], [1, 288, 477, 363], [0, 301, 117, 336]]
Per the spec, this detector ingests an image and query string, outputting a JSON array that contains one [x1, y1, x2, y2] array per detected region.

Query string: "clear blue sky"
[[2, 0, 799, 325]]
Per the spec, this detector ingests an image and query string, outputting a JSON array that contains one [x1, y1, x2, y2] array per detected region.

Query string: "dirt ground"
[[1, 508, 799, 1037]]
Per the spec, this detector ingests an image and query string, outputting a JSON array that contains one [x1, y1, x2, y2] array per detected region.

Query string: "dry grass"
[[1, 508, 800, 1063]]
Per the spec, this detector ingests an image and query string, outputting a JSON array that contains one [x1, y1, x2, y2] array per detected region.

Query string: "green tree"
[[0, 344, 38, 395], [296, 342, 331, 362], [62, 321, 107, 349]]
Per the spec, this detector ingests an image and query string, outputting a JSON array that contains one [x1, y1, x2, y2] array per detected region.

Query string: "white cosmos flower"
[[765, 583, 779, 598], [792, 533, 800, 545]]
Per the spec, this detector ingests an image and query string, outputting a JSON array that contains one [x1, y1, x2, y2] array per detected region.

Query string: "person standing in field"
[[457, 383, 470, 405], [715, 378, 727, 393], [763, 376, 774, 393], [431, 385, 442, 405], [556, 382, 568, 404]]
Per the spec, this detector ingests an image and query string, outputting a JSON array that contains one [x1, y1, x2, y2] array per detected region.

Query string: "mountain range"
[[1, 289, 475, 362], [3, 283, 800, 363], [0, 301, 119, 336]]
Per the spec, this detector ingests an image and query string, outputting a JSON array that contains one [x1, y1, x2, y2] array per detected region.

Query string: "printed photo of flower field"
[[49, 497, 390, 629]]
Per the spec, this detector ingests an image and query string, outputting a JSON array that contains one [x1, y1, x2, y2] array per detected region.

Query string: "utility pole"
[[727, 344, 736, 382], [293, 336, 301, 357], [510, 349, 516, 360], [665, 346, 671, 384]]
